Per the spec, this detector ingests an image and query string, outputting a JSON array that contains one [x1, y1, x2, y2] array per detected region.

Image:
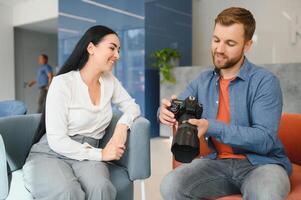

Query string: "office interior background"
[[0, 0, 300, 199]]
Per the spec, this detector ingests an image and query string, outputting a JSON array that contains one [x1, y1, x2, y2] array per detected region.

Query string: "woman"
[[23, 25, 140, 200]]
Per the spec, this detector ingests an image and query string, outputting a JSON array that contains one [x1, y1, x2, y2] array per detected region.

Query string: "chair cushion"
[[278, 114, 301, 165], [288, 164, 301, 199], [215, 194, 242, 200]]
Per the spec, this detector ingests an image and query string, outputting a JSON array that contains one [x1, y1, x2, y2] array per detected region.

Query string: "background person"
[[27, 54, 53, 113]]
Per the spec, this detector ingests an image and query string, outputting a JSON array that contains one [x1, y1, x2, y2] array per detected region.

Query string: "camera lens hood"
[[171, 125, 200, 163]]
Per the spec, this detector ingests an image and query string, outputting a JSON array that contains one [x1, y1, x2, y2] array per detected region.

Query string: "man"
[[28, 54, 53, 113], [159, 7, 291, 200]]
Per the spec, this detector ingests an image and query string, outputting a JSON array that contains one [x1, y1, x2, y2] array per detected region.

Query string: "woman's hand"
[[102, 142, 125, 161], [102, 123, 128, 161]]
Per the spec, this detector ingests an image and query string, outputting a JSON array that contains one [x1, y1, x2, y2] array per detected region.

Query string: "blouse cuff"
[[85, 143, 102, 161]]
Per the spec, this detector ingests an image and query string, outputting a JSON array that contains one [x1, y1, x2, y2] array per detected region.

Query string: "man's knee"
[[160, 171, 186, 200], [243, 186, 289, 200], [242, 164, 290, 200]]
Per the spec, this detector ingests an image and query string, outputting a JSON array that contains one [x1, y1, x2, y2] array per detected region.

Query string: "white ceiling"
[[17, 18, 58, 34]]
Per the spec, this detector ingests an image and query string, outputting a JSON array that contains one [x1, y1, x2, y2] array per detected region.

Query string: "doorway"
[[14, 18, 58, 113]]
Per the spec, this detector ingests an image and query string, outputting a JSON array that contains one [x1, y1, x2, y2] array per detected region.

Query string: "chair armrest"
[[0, 114, 41, 172], [0, 134, 9, 200], [101, 113, 151, 181]]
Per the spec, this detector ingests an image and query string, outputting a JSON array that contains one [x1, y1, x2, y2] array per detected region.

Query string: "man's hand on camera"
[[188, 118, 208, 138], [159, 95, 177, 126]]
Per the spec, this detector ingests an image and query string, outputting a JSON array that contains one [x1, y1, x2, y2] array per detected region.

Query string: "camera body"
[[169, 96, 203, 163]]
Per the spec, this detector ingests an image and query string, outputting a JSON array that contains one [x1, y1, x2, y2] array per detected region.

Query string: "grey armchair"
[[0, 113, 151, 200]]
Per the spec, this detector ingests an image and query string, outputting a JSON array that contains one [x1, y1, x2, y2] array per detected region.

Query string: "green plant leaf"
[[151, 47, 180, 84]]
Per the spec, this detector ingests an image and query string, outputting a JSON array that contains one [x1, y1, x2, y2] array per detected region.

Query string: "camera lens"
[[171, 123, 200, 163]]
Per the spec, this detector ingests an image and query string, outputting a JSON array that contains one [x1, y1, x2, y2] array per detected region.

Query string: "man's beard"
[[212, 51, 244, 70]]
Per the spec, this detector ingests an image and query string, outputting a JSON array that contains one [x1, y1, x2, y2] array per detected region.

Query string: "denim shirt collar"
[[236, 57, 251, 81], [213, 57, 251, 81]]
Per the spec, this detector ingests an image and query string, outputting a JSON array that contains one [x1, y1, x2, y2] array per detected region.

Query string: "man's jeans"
[[160, 158, 290, 200]]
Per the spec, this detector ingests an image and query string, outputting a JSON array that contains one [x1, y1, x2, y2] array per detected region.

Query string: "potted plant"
[[151, 47, 181, 84]]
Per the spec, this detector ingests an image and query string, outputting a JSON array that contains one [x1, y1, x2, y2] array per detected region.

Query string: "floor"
[[134, 137, 173, 200]]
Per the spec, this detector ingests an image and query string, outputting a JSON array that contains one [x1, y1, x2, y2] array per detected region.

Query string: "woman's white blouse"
[[45, 70, 140, 161]]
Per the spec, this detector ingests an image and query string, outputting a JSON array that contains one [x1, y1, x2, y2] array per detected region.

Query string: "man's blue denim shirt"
[[179, 57, 292, 175]]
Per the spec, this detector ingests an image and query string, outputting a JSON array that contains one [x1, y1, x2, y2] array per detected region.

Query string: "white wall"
[[192, 0, 301, 66], [0, 0, 58, 100], [0, 4, 15, 100], [13, 0, 58, 26]]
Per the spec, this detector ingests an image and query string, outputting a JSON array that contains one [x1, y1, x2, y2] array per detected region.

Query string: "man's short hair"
[[40, 54, 48, 63], [215, 7, 256, 41]]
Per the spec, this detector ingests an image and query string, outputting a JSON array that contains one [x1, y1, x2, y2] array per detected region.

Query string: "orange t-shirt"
[[211, 76, 246, 159]]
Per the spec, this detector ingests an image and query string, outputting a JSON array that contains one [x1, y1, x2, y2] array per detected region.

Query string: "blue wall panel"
[[59, 0, 192, 137], [145, 0, 192, 136]]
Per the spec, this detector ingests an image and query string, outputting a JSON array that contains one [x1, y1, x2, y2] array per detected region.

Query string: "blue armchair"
[[0, 100, 27, 118], [0, 113, 151, 200]]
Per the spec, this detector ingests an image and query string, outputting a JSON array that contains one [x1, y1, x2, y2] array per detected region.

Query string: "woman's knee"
[[97, 179, 116, 193], [85, 178, 117, 197], [30, 180, 85, 200], [63, 181, 85, 200]]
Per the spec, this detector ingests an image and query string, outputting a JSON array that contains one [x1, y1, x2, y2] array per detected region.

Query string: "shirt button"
[[216, 101, 219, 104]]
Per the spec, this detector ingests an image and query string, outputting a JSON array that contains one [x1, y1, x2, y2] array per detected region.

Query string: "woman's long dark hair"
[[33, 25, 117, 144]]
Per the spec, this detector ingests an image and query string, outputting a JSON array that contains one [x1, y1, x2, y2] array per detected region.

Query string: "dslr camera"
[[168, 96, 203, 163]]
